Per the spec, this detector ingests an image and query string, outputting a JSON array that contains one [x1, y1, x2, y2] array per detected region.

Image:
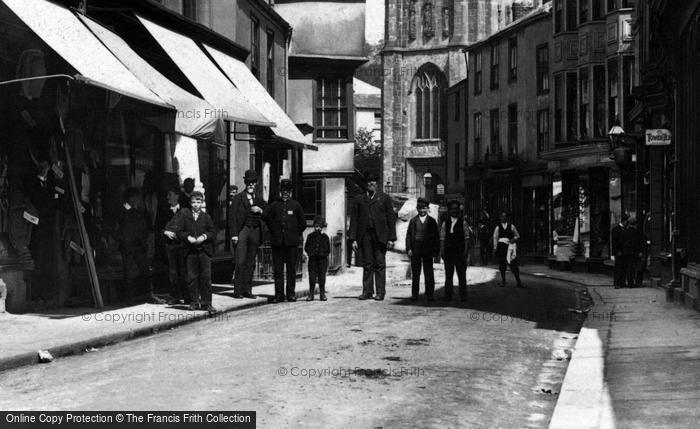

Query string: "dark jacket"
[[167, 208, 218, 256], [156, 204, 183, 248], [348, 191, 397, 245], [228, 190, 266, 238], [305, 231, 331, 258], [611, 224, 625, 255], [263, 197, 306, 247], [406, 214, 440, 254], [621, 225, 643, 256], [114, 205, 150, 252]]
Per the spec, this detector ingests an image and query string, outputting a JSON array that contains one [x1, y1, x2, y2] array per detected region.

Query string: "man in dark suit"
[[156, 188, 187, 305], [621, 216, 643, 288], [264, 179, 306, 303], [440, 199, 472, 302], [611, 213, 629, 289], [406, 198, 440, 301], [229, 170, 266, 298], [348, 170, 397, 301], [166, 191, 218, 312]]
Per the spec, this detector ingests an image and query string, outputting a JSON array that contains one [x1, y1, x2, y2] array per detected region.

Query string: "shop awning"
[[1, 0, 171, 109], [204, 45, 317, 151], [136, 15, 274, 128], [76, 14, 224, 142]]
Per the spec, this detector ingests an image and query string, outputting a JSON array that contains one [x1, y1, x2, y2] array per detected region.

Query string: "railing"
[[328, 234, 344, 274], [252, 241, 304, 281]]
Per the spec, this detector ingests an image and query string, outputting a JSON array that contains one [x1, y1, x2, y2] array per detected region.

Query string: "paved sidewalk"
[[550, 286, 700, 428]]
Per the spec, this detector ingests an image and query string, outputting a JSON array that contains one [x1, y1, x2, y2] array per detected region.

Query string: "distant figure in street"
[[406, 198, 439, 302], [440, 200, 472, 302], [179, 177, 195, 210], [492, 212, 524, 288], [305, 216, 330, 301], [621, 217, 644, 288], [166, 191, 218, 313], [156, 188, 187, 305], [229, 170, 266, 299], [478, 210, 493, 266], [611, 213, 629, 289], [264, 178, 306, 303], [348, 170, 397, 301]]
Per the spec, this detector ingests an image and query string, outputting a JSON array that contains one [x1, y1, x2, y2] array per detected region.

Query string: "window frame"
[[266, 29, 275, 96], [314, 77, 351, 141], [413, 71, 443, 140], [507, 103, 518, 155], [474, 112, 482, 161], [554, 0, 563, 34], [537, 109, 550, 153], [490, 44, 500, 90], [489, 108, 500, 154], [566, 0, 577, 32], [536, 44, 550, 95], [474, 51, 482, 94], [250, 15, 260, 80], [579, 0, 589, 25], [301, 179, 325, 224], [508, 37, 517, 83]]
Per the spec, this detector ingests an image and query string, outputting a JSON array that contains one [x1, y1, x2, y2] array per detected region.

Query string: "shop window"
[[474, 51, 482, 94], [554, 0, 563, 34], [490, 44, 499, 89], [474, 112, 482, 161], [593, 65, 606, 138], [266, 30, 275, 95], [508, 37, 517, 82], [579, 68, 590, 139], [579, 0, 588, 24], [608, 58, 619, 129], [250, 16, 260, 80], [507, 104, 518, 155], [537, 109, 550, 152], [554, 74, 563, 143], [566, 0, 577, 31], [413, 69, 444, 139], [315, 77, 349, 140], [489, 108, 500, 155], [566, 72, 578, 141], [301, 180, 324, 223], [536, 44, 549, 95]]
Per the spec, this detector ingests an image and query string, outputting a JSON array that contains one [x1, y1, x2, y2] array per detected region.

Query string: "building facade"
[[382, 0, 517, 199], [463, 4, 552, 258]]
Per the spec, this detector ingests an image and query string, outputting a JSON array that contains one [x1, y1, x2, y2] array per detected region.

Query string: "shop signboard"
[[645, 129, 672, 146]]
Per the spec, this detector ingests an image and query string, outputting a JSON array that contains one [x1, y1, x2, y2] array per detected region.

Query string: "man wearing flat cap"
[[406, 197, 440, 301], [264, 178, 306, 303], [440, 199, 472, 302], [348, 169, 397, 300], [229, 169, 266, 298]]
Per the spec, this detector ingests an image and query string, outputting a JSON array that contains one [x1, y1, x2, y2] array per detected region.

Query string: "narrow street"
[[0, 254, 584, 428]]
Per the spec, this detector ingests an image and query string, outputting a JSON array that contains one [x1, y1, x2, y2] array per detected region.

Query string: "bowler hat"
[[364, 169, 379, 182], [417, 197, 429, 208], [243, 169, 258, 183], [280, 178, 293, 191], [313, 215, 327, 227]]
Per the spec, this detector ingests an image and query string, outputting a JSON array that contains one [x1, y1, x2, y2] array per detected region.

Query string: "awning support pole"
[[63, 82, 104, 309]]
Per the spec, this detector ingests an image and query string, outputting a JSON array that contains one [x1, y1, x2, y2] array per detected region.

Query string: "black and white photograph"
[[0, 0, 698, 427]]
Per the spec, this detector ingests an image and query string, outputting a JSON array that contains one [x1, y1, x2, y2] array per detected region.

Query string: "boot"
[[319, 284, 327, 301], [306, 285, 315, 301]]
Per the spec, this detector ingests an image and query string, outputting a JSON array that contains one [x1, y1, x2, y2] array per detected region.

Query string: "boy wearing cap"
[[230, 170, 266, 299], [440, 199, 471, 302], [304, 216, 331, 301], [264, 179, 306, 303], [406, 198, 440, 301]]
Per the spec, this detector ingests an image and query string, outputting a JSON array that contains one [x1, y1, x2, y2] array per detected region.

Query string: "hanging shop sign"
[[645, 129, 672, 146]]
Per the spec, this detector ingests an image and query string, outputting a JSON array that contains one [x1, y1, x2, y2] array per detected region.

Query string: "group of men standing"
[[612, 213, 646, 288]]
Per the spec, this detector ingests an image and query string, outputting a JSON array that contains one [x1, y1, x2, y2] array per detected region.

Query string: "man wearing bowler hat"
[[229, 169, 266, 298], [348, 169, 397, 300], [264, 178, 306, 302]]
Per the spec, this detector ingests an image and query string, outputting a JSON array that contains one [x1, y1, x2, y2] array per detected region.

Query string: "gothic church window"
[[414, 71, 442, 139]]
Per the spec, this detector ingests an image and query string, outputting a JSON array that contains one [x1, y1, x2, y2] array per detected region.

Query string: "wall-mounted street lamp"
[[608, 119, 632, 165], [423, 171, 433, 187]]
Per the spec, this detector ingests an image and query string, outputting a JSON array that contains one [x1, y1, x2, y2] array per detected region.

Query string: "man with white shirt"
[[492, 212, 524, 288], [440, 200, 472, 302], [406, 198, 440, 301], [229, 170, 266, 299]]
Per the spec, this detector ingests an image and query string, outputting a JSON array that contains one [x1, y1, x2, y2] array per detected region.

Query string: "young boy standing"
[[406, 198, 440, 301], [305, 216, 330, 301], [166, 191, 218, 313]]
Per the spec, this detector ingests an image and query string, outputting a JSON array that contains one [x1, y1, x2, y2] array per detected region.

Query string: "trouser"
[[496, 243, 522, 285], [359, 229, 387, 297], [186, 251, 212, 305], [613, 253, 625, 287], [480, 240, 491, 265], [411, 245, 435, 298], [308, 256, 328, 293], [273, 245, 298, 299], [233, 225, 261, 294], [166, 244, 187, 301], [622, 254, 637, 288], [444, 247, 467, 298]]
